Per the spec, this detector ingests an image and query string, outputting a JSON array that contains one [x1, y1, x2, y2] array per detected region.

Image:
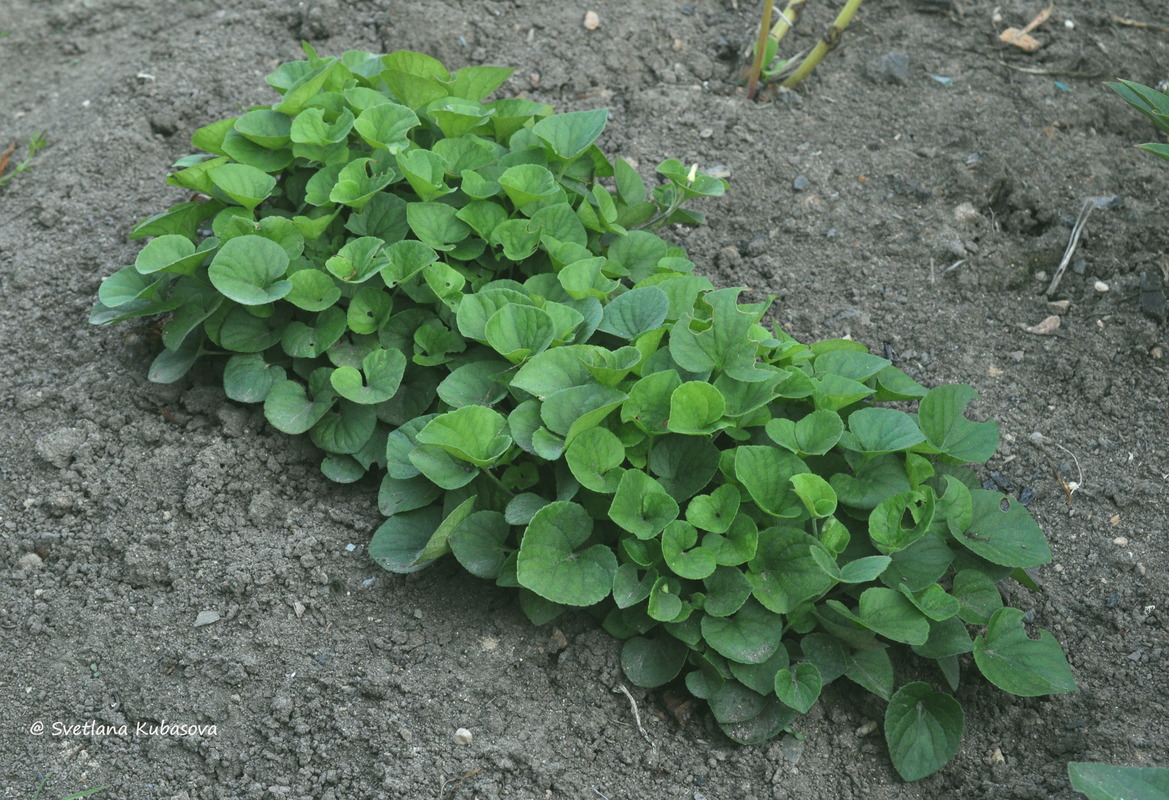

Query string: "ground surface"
[[1, 1, 1167, 798]]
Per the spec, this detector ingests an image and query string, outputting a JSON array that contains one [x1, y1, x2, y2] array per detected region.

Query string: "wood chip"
[[1024, 315, 1061, 335]]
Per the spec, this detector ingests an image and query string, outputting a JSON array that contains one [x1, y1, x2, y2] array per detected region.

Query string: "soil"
[[2, 1, 1167, 798]]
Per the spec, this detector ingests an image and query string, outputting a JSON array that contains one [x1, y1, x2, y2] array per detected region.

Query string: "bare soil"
[[1, 1, 1166, 798]]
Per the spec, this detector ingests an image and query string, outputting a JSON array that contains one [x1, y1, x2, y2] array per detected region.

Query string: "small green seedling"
[[745, 0, 866, 100], [1107, 79, 1169, 164], [0, 132, 47, 188], [92, 46, 1074, 781], [1068, 762, 1169, 800], [31, 775, 108, 800]]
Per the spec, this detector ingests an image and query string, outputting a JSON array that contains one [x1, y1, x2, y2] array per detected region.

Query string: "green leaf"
[[670, 288, 771, 382], [263, 377, 335, 435], [773, 663, 822, 714], [437, 360, 509, 408], [1067, 762, 1169, 800], [378, 474, 442, 515], [407, 202, 470, 250], [649, 434, 720, 502], [207, 235, 291, 306], [954, 490, 1052, 568], [765, 409, 844, 456], [223, 354, 285, 403], [329, 347, 406, 404], [844, 647, 894, 700], [310, 400, 377, 455], [789, 473, 837, 519], [885, 683, 965, 782], [347, 285, 394, 334], [134, 234, 207, 276], [667, 381, 726, 434], [622, 370, 681, 434], [702, 565, 754, 617], [485, 304, 555, 362], [734, 445, 807, 518], [828, 587, 930, 645], [565, 426, 625, 493], [702, 513, 759, 567], [415, 405, 511, 467], [700, 599, 783, 664], [234, 108, 292, 148], [398, 149, 453, 202], [370, 507, 443, 574], [353, 102, 419, 152], [540, 384, 626, 443], [972, 608, 1077, 696], [286, 268, 341, 311], [685, 483, 741, 534], [838, 407, 926, 455], [661, 521, 717, 580], [748, 526, 834, 614], [869, 490, 936, 554], [331, 157, 397, 208], [325, 236, 390, 283], [918, 384, 1000, 463], [412, 495, 477, 566], [499, 163, 559, 209], [951, 569, 1004, 625], [598, 286, 670, 340], [621, 635, 689, 688], [448, 510, 511, 579], [532, 108, 609, 160], [608, 469, 679, 540], [516, 501, 617, 606], [208, 162, 276, 210]]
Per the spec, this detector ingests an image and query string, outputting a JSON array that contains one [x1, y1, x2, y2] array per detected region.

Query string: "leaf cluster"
[[91, 46, 1074, 781], [1108, 79, 1169, 165]]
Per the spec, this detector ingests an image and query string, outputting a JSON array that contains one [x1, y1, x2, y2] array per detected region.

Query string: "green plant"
[[1069, 762, 1169, 800], [745, 0, 865, 100], [0, 132, 48, 188], [31, 775, 108, 800], [1107, 79, 1169, 165], [90, 45, 1075, 781]]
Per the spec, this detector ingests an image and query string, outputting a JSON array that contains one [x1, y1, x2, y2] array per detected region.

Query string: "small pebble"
[[855, 720, 877, 737], [194, 610, 221, 627], [17, 553, 43, 570], [454, 728, 473, 745], [988, 746, 1005, 765], [792, 175, 810, 191], [583, 10, 600, 29], [1048, 300, 1071, 313], [1024, 315, 1061, 335], [399, 729, 413, 742], [706, 164, 730, 179], [1094, 280, 1109, 292], [1113, 536, 1129, 547]]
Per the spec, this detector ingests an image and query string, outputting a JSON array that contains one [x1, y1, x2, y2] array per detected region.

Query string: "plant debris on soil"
[[1, 1, 1166, 798]]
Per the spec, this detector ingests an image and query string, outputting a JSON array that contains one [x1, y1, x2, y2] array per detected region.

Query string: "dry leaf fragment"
[[1000, 2, 1053, 52], [1024, 315, 1061, 335], [999, 28, 1042, 51], [583, 10, 600, 30]]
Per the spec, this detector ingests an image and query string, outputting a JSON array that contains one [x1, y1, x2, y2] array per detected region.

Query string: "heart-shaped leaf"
[[885, 682, 965, 782], [516, 501, 617, 606], [208, 235, 291, 306]]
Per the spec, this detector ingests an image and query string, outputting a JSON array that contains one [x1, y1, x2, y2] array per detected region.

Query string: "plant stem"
[[767, 0, 806, 53], [782, 0, 865, 88], [746, 0, 775, 101]]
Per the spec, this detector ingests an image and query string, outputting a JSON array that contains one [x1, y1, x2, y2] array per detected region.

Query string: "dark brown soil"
[[2, 1, 1166, 798]]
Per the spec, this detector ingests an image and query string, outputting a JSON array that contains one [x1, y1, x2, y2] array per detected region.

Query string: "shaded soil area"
[[1, 1, 1166, 798]]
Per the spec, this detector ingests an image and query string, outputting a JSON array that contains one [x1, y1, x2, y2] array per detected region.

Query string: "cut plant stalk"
[[783, 0, 864, 87], [745, 0, 864, 96]]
